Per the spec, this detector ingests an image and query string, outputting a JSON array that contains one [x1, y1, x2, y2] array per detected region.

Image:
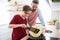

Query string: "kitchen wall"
[[0, 1, 9, 25]]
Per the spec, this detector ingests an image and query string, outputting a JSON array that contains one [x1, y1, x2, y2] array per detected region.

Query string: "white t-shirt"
[[36, 17, 41, 24]]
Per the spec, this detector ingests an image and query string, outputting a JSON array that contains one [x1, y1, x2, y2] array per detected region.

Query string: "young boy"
[[9, 5, 32, 40]]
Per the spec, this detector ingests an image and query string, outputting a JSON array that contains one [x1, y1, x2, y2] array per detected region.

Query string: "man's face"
[[32, 3, 38, 11]]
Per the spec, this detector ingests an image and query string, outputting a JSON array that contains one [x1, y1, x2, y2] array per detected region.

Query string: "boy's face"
[[24, 11, 32, 16], [31, 3, 38, 11]]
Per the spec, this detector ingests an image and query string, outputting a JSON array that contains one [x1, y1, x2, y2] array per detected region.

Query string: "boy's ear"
[[21, 10, 24, 12]]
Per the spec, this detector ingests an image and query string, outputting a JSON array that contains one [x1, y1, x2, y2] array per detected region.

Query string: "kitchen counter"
[[44, 24, 60, 40]]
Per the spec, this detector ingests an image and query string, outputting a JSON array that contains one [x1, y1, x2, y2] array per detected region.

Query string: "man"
[[27, 0, 46, 40], [28, 0, 45, 27]]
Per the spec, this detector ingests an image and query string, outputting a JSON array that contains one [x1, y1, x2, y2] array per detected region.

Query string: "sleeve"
[[9, 15, 17, 24], [38, 9, 45, 26]]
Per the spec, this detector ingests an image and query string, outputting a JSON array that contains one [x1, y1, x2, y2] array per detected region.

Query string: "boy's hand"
[[20, 24, 26, 28]]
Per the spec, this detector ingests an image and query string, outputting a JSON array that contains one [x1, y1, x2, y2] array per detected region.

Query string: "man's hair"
[[23, 5, 32, 11], [32, 0, 39, 4]]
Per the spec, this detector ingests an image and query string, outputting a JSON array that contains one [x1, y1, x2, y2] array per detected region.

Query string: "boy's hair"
[[32, 0, 39, 4], [23, 5, 32, 11]]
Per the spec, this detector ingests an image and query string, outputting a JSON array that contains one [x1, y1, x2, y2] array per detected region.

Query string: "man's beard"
[[32, 9, 36, 12]]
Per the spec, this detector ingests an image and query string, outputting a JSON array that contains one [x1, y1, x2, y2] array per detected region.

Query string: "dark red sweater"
[[10, 14, 27, 40]]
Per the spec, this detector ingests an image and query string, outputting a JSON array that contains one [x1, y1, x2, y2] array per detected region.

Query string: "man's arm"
[[38, 9, 45, 26]]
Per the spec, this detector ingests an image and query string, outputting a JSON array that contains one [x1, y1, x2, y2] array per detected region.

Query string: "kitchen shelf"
[[8, 2, 24, 13], [9, 4, 24, 6], [8, 10, 22, 12]]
